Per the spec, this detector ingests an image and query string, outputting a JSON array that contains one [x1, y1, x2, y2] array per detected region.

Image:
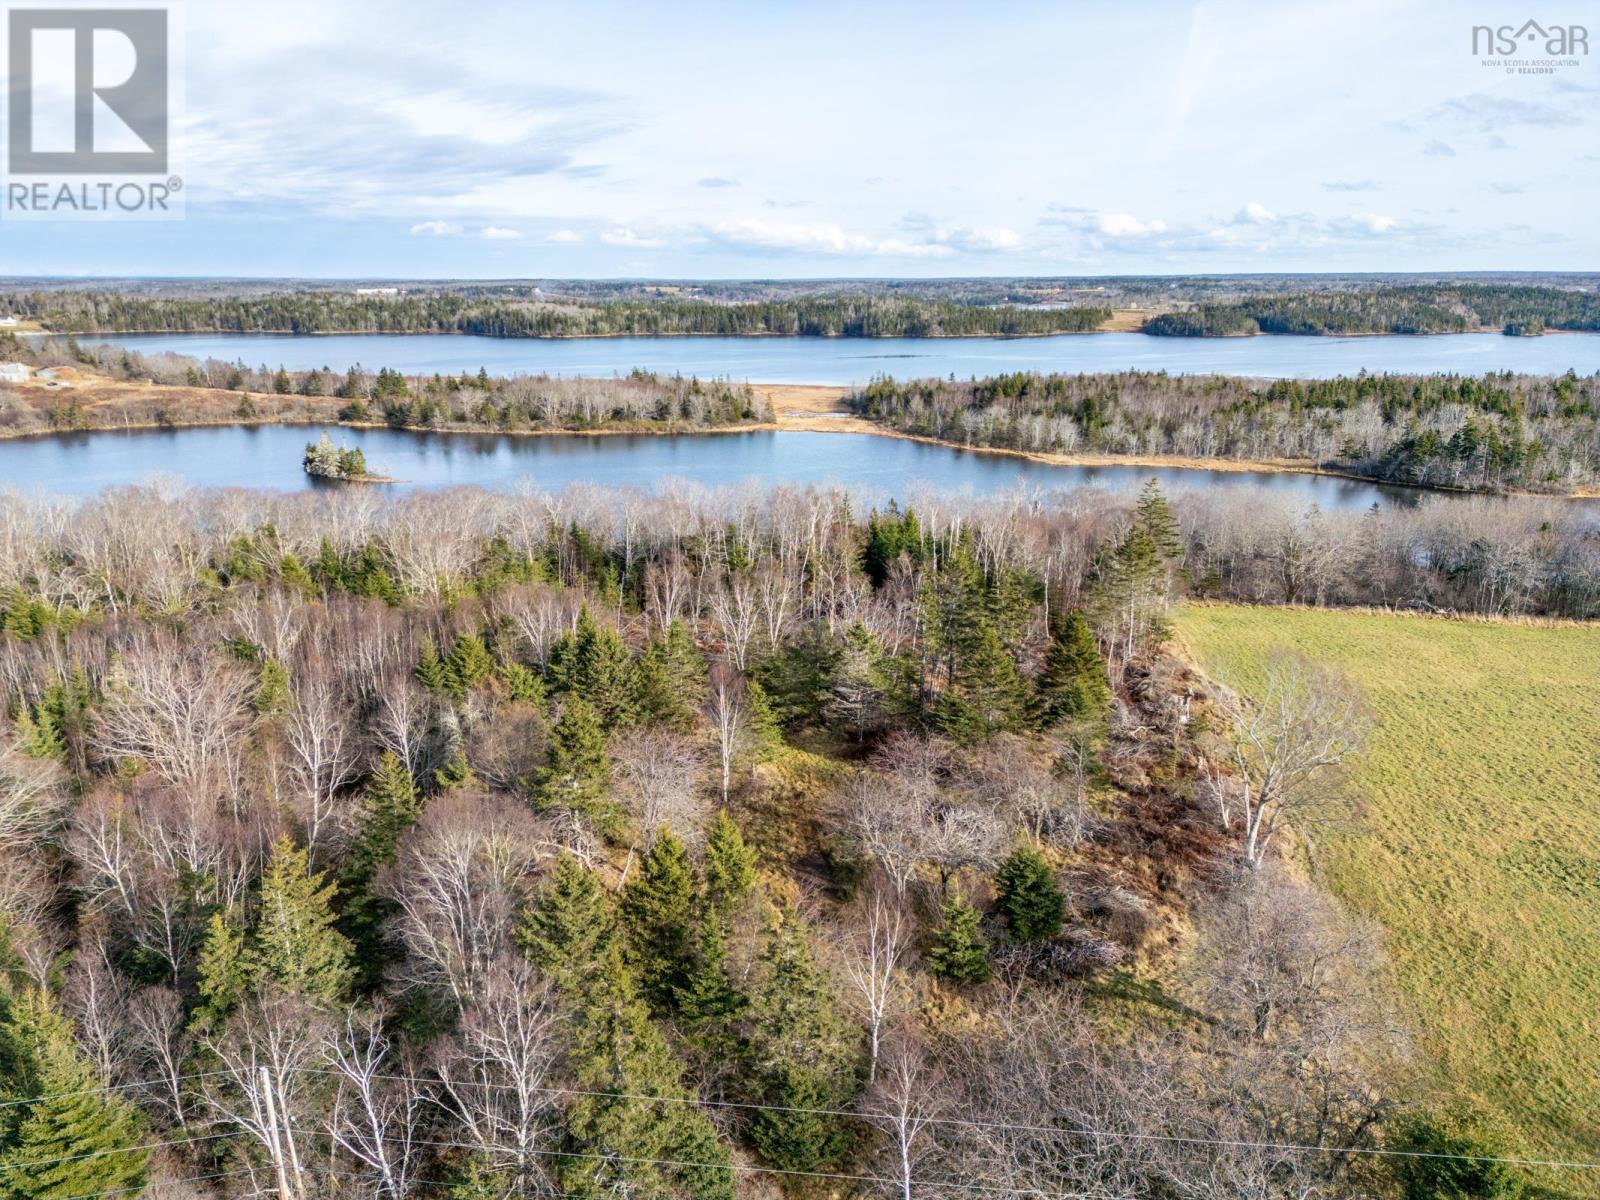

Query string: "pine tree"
[[1037, 609, 1111, 726], [0, 991, 148, 1200], [620, 830, 700, 1016], [937, 621, 1030, 741], [535, 697, 615, 835], [518, 855, 617, 988], [927, 893, 992, 984], [414, 640, 452, 694], [994, 846, 1065, 942], [549, 608, 638, 727], [558, 944, 734, 1200], [824, 622, 888, 741], [635, 621, 706, 731], [703, 811, 757, 916], [1134, 478, 1183, 560], [340, 752, 422, 988], [445, 632, 496, 698], [194, 910, 253, 1026], [743, 913, 857, 1172], [254, 835, 354, 1004]]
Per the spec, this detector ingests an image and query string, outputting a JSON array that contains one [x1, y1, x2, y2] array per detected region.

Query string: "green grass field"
[[1174, 605, 1600, 1173]]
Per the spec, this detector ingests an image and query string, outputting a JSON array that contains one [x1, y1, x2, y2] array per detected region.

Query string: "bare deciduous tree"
[[1210, 652, 1369, 866]]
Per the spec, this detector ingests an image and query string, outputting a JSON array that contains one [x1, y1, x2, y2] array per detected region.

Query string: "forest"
[[1142, 284, 1600, 337], [847, 369, 1600, 492], [0, 334, 769, 438], [0, 476, 1587, 1199], [1, 292, 1111, 339]]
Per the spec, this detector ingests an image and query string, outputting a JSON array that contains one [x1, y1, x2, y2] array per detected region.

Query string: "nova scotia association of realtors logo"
[[1471, 18, 1589, 73], [3, 4, 183, 218]]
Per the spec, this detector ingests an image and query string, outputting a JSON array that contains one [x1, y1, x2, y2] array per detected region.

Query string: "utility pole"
[[259, 1065, 295, 1200]]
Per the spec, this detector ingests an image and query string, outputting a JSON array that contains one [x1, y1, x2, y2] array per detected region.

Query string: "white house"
[[0, 316, 17, 327], [0, 363, 30, 383]]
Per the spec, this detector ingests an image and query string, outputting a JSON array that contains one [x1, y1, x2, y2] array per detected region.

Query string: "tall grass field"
[[1175, 605, 1600, 1178]]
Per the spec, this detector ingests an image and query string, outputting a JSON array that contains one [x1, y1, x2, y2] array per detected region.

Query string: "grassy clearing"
[[1174, 604, 1600, 1173]]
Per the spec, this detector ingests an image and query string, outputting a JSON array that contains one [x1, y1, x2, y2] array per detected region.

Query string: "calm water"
[[78, 330, 1600, 385], [0, 424, 1421, 510]]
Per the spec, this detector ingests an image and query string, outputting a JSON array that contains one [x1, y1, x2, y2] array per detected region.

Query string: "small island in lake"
[[302, 432, 394, 482]]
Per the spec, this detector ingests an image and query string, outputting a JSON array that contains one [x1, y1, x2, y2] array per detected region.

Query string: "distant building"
[[354, 287, 399, 296], [0, 363, 30, 383], [0, 316, 17, 327]]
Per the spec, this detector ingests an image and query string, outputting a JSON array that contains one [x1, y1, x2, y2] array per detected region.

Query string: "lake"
[[0, 424, 1423, 510], [76, 330, 1600, 385]]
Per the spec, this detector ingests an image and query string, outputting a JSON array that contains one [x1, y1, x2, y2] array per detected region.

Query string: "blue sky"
[[4, 0, 1597, 278]]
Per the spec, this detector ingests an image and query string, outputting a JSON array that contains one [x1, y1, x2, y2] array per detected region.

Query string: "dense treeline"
[[0, 335, 768, 436], [848, 369, 1600, 491], [0, 476, 1563, 1198], [5, 291, 1111, 338], [1144, 283, 1600, 336]]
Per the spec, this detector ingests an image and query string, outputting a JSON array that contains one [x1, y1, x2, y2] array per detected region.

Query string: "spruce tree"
[[558, 944, 734, 1200], [703, 811, 757, 916], [535, 697, 615, 835], [518, 855, 617, 988], [824, 622, 888, 741], [549, 607, 638, 726], [445, 632, 496, 698], [937, 621, 1030, 741], [0, 992, 148, 1200], [620, 830, 699, 1016], [339, 752, 422, 988], [254, 835, 355, 1004], [194, 910, 253, 1026], [994, 846, 1065, 942], [414, 640, 452, 694], [635, 620, 707, 731], [743, 913, 856, 1172], [1037, 609, 1111, 726], [927, 893, 992, 984]]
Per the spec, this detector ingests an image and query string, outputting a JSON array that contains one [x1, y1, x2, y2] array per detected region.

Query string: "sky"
[[3, 0, 1598, 278]]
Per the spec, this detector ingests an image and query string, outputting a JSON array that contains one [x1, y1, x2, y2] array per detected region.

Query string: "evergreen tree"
[[743, 913, 857, 1173], [1133, 478, 1183, 559], [1388, 1107, 1524, 1200], [620, 830, 699, 1016], [994, 846, 1065, 942], [414, 640, 452, 694], [824, 622, 888, 741], [0, 991, 148, 1200], [548, 608, 638, 727], [535, 698, 615, 835], [445, 632, 496, 698], [635, 621, 706, 731], [194, 910, 253, 1026], [518, 855, 617, 988], [1037, 609, 1111, 726], [339, 752, 422, 987], [254, 835, 354, 1004], [926, 893, 992, 984], [937, 621, 1031, 741], [703, 812, 757, 916], [557, 944, 734, 1200]]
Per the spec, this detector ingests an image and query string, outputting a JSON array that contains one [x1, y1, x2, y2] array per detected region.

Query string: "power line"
[[297, 1066, 1600, 1174]]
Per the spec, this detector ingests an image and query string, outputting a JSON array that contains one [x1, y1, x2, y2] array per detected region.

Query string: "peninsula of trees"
[[1142, 283, 1600, 336], [6, 291, 1112, 338], [848, 369, 1600, 492]]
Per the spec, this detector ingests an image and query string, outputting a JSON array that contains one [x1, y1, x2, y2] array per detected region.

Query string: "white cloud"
[[601, 227, 667, 248], [1234, 201, 1276, 225], [1095, 212, 1169, 238], [702, 218, 956, 258], [409, 220, 463, 236], [481, 226, 524, 239], [545, 229, 583, 243], [932, 226, 1023, 252]]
